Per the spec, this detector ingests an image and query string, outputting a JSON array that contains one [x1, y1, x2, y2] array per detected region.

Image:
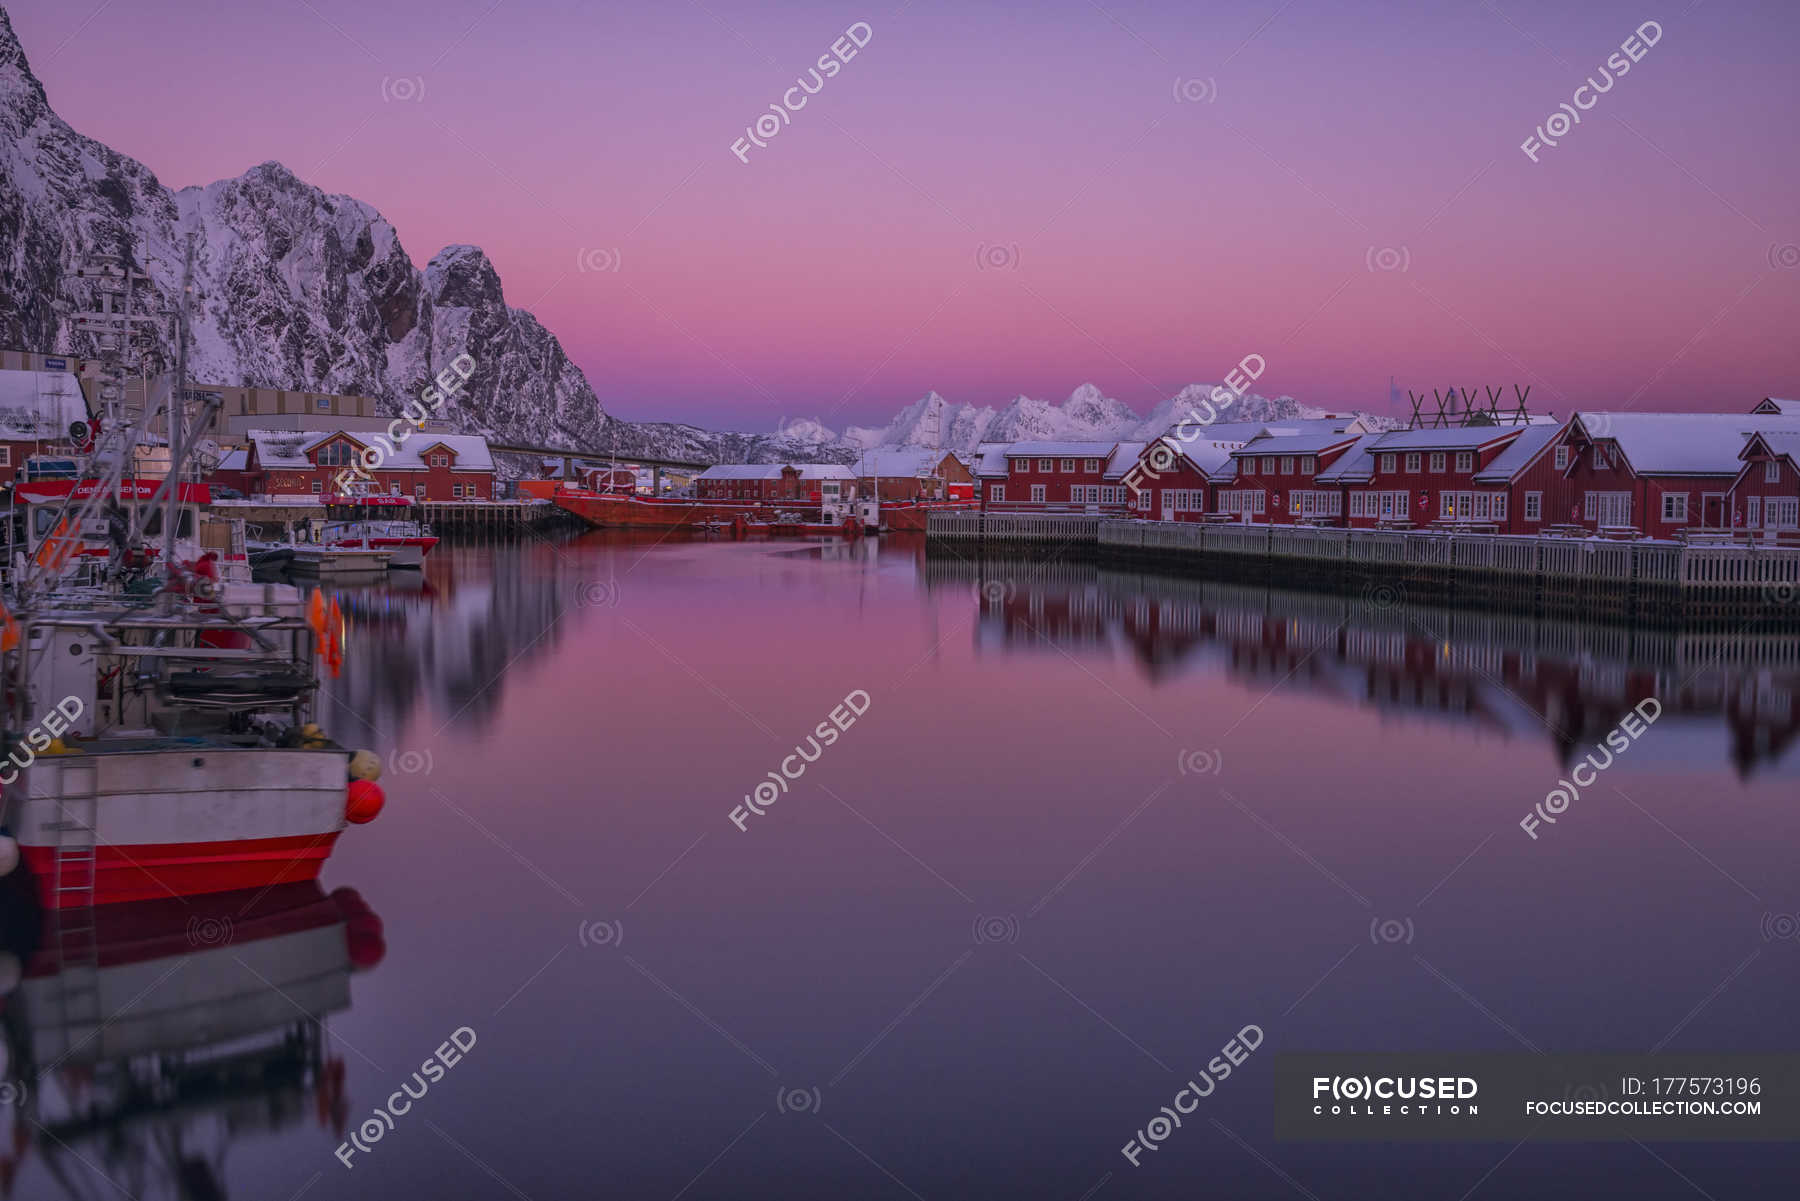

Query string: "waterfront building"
[[692, 463, 857, 503], [216, 429, 497, 500]]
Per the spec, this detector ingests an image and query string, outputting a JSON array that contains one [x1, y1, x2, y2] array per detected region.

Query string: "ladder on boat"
[[50, 758, 103, 1053], [52, 758, 100, 909]]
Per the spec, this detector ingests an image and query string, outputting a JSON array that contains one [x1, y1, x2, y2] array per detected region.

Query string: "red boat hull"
[[21, 832, 342, 909], [554, 490, 791, 530]]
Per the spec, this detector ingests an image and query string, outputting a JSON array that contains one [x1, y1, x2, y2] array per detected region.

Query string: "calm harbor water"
[[8, 531, 1800, 1200]]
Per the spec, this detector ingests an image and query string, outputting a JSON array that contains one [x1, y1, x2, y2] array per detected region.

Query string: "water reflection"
[[0, 881, 383, 1200], [923, 554, 1800, 778], [314, 539, 587, 737]]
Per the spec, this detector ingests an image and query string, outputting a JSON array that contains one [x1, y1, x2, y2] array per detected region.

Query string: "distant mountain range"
[[0, 5, 1374, 467]]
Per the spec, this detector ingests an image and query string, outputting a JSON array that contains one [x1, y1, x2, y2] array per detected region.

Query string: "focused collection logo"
[[1311, 1074, 1480, 1118]]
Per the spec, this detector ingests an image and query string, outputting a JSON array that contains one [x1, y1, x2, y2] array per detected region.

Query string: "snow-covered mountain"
[[0, 6, 781, 462], [841, 382, 1360, 455]]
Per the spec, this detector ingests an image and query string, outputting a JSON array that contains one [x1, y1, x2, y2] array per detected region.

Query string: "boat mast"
[[165, 232, 194, 569]]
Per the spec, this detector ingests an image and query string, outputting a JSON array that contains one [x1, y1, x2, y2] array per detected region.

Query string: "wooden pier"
[[926, 511, 1800, 625], [415, 500, 580, 538]]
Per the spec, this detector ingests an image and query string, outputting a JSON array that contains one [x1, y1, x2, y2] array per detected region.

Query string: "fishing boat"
[[319, 492, 439, 568], [0, 879, 383, 1199], [0, 245, 386, 912], [552, 487, 782, 531]]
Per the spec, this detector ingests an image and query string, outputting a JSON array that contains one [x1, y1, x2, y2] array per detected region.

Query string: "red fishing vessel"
[[553, 486, 787, 530]]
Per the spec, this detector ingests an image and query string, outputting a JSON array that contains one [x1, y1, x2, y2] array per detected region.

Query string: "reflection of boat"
[[0, 881, 384, 1200]]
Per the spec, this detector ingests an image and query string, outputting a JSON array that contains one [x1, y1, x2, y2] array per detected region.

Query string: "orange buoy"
[[345, 778, 385, 824]]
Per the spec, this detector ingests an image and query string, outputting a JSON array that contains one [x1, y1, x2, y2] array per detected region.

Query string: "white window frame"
[[1380, 454, 1397, 474], [1301, 456, 1316, 474], [1766, 460, 1781, 483], [1084, 458, 1100, 472], [989, 484, 1005, 503], [1060, 458, 1075, 473], [1455, 451, 1473, 472], [1261, 457, 1276, 474], [1011, 459, 1029, 475], [1524, 491, 1542, 521], [1242, 458, 1256, 475], [416, 484, 428, 499], [1030, 484, 1046, 503], [1554, 445, 1570, 471], [1406, 452, 1422, 473], [1280, 456, 1295, 475], [1661, 492, 1688, 523], [1766, 497, 1798, 528], [1428, 452, 1446, 473]]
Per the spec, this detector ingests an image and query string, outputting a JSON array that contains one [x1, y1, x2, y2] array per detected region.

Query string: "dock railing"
[[926, 511, 1800, 616]]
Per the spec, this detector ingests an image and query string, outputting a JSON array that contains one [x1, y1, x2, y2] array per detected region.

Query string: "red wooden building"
[[1225, 430, 1364, 524], [692, 463, 855, 502], [1729, 431, 1800, 538], [1330, 426, 1530, 529], [993, 441, 1120, 509], [218, 429, 497, 501], [1555, 411, 1800, 538]]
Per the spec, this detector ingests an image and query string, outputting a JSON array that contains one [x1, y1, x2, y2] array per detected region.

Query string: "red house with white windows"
[[1225, 431, 1364, 524], [1466, 424, 1565, 534], [1330, 426, 1529, 529], [1555, 411, 1800, 538], [1729, 431, 1800, 539], [1127, 435, 1245, 521], [993, 442, 1118, 509], [218, 429, 497, 501]]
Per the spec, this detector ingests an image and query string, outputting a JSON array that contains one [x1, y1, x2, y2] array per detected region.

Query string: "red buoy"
[[345, 779, 385, 824]]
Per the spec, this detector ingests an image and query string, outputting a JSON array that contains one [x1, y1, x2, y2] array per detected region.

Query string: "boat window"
[[140, 508, 196, 538]]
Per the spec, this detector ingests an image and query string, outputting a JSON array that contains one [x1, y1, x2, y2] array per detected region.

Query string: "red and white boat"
[[0, 587, 386, 910], [321, 492, 439, 567]]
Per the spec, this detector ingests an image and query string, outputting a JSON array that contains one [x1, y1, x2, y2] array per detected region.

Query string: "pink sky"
[[13, 0, 1800, 429]]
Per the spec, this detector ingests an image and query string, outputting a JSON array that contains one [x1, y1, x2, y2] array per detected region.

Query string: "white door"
[[1748, 496, 1761, 528], [1160, 490, 1174, 521]]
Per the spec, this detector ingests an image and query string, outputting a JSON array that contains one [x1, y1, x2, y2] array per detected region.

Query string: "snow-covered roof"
[[0, 370, 89, 439], [1472, 423, 1563, 483], [1313, 433, 1385, 484], [247, 429, 317, 470], [246, 429, 495, 472], [1231, 431, 1360, 457], [1572, 412, 1800, 477], [1103, 441, 1147, 480], [695, 462, 854, 481], [697, 465, 784, 480], [972, 443, 1012, 477], [218, 448, 249, 471], [1005, 440, 1118, 458], [1743, 431, 1800, 464], [1147, 436, 1239, 480], [859, 448, 951, 477], [1143, 420, 1270, 445], [1752, 398, 1799, 415], [1369, 426, 1525, 452]]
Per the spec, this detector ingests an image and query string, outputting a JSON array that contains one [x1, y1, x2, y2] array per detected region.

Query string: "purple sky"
[[14, 0, 1800, 429]]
